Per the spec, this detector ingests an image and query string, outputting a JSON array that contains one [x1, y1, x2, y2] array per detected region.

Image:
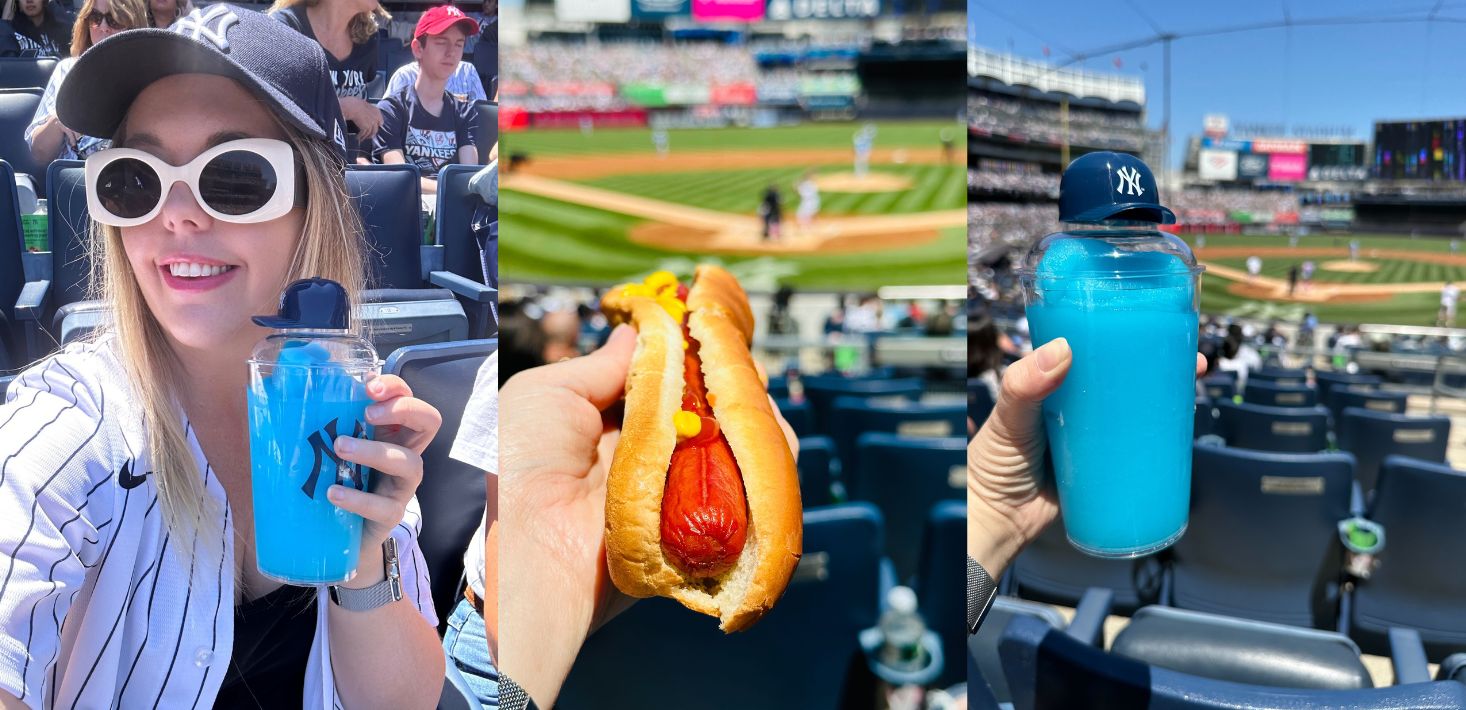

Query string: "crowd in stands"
[[967, 168, 1058, 198], [1170, 188, 1298, 222], [968, 92, 1147, 152], [503, 41, 757, 110]]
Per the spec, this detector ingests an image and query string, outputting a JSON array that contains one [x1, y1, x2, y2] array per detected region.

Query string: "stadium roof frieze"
[[968, 46, 1144, 106]]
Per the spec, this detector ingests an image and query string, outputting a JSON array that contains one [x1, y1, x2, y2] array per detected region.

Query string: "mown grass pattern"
[[504, 120, 964, 157]]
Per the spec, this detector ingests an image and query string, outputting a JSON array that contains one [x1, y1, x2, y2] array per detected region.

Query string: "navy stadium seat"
[[829, 397, 964, 470], [851, 432, 964, 582], [383, 339, 496, 630], [1314, 370, 1380, 410], [15, 160, 86, 360], [1439, 654, 1466, 683], [1243, 380, 1317, 408], [796, 435, 836, 507], [774, 397, 814, 439], [1332, 387, 1408, 420], [1008, 514, 1164, 615], [557, 504, 886, 710], [1214, 399, 1330, 453], [766, 374, 789, 400], [0, 57, 57, 91], [1172, 445, 1354, 630], [800, 376, 921, 435], [1351, 456, 1466, 661], [1337, 408, 1450, 496], [1113, 605, 1371, 689], [1199, 376, 1235, 401], [0, 160, 26, 371], [969, 596, 1067, 705], [998, 614, 1466, 710], [346, 164, 425, 290], [968, 377, 994, 430], [1249, 367, 1309, 386], [1194, 397, 1216, 439], [433, 164, 495, 337], [473, 101, 497, 164], [0, 89, 44, 189], [913, 500, 967, 689]]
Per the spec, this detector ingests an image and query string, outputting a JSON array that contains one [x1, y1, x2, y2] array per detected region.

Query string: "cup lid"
[[253, 277, 349, 330], [1059, 151, 1176, 225]]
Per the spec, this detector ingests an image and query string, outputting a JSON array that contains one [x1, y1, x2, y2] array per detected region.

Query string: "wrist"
[[968, 489, 1025, 579], [339, 545, 387, 590]]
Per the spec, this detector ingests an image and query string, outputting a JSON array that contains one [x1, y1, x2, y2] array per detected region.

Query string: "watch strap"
[[968, 555, 998, 635], [501, 674, 536, 710], [330, 538, 404, 612]]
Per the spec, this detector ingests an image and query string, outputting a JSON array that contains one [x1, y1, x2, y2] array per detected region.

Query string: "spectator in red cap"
[[372, 4, 480, 195]]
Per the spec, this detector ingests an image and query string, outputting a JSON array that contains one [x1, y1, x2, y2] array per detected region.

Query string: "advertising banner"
[[709, 82, 757, 105], [1237, 152, 1270, 181], [692, 0, 764, 21], [1199, 149, 1238, 181], [555, 0, 631, 22], [765, 0, 881, 20], [1202, 136, 1251, 152], [1307, 165, 1369, 181], [1268, 152, 1308, 181], [1204, 114, 1229, 139], [631, 0, 690, 17], [1252, 138, 1308, 155]]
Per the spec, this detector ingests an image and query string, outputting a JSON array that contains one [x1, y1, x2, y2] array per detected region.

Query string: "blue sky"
[[969, 0, 1466, 168]]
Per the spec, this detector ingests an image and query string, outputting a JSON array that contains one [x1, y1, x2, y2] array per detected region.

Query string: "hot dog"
[[601, 265, 802, 632]]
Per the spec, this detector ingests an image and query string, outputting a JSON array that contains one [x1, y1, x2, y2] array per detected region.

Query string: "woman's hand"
[[328, 374, 442, 551], [342, 96, 384, 140]]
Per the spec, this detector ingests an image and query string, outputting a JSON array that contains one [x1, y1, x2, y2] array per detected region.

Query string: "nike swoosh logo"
[[118, 460, 152, 490]]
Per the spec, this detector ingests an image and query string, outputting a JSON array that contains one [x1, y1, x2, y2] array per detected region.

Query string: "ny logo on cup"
[[303, 417, 367, 499], [1116, 165, 1145, 197]]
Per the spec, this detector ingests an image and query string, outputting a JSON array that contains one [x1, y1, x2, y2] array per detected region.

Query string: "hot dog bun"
[[602, 265, 802, 632]]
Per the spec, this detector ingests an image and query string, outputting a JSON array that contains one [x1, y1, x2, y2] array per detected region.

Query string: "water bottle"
[[878, 586, 928, 672]]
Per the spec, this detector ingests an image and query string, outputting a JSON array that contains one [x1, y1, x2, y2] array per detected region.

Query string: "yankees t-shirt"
[[372, 88, 477, 179], [11, 9, 71, 58], [270, 5, 378, 99], [0, 337, 438, 709]]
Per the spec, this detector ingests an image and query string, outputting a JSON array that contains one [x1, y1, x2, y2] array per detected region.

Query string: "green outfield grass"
[[503, 120, 962, 156], [1181, 232, 1460, 325], [500, 189, 967, 289], [580, 163, 965, 217]]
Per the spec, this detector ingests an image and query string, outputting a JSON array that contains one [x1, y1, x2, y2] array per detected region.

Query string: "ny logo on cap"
[[1116, 165, 1145, 197], [174, 5, 239, 51]]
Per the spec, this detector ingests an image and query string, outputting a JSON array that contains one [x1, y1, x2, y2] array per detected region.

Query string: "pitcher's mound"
[[812, 172, 913, 193], [1322, 260, 1379, 273]]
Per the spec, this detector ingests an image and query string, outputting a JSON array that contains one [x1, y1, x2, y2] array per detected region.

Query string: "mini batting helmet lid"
[[57, 5, 347, 161], [253, 278, 350, 330], [1059, 151, 1176, 225]]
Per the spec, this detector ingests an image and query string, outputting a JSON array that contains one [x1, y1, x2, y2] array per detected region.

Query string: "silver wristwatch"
[[329, 537, 404, 611]]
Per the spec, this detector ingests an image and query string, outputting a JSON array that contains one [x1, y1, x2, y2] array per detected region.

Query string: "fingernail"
[[1035, 338, 1070, 374], [335, 436, 356, 453], [369, 380, 384, 395], [366, 404, 385, 421], [327, 486, 343, 502]]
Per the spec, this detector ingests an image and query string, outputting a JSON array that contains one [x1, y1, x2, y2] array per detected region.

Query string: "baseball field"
[[1181, 232, 1466, 326], [499, 120, 967, 291]]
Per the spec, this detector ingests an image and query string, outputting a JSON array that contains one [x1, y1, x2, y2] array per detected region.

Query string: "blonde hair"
[[268, 0, 389, 47], [71, 0, 147, 56], [88, 120, 367, 541]]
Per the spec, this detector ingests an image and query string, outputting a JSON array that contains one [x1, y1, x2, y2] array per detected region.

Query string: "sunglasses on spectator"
[[85, 138, 298, 226], [86, 10, 123, 27]]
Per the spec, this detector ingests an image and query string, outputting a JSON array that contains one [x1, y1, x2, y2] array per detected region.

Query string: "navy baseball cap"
[[254, 278, 350, 330], [57, 4, 347, 161], [1058, 151, 1176, 224]]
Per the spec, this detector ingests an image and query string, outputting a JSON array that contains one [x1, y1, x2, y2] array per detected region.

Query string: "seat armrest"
[[420, 244, 445, 282], [15, 280, 50, 321], [1389, 627, 1432, 685], [1065, 587, 1113, 646], [429, 270, 494, 303]]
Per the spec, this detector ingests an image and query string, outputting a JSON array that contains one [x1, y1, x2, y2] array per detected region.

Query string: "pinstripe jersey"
[[0, 339, 438, 709]]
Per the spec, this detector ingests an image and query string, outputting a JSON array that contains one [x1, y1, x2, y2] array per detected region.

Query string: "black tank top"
[[214, 584, 318, 708]]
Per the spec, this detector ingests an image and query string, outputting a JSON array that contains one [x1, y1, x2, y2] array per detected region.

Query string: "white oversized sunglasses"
[[84, 138, 297, 227]]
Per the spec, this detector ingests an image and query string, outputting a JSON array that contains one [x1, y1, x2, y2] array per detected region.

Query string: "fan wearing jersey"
[[372, 5, 479, 195], [0, 7, 444, 709], [269, 0, 388, 163], [2, 0, 72, 57]]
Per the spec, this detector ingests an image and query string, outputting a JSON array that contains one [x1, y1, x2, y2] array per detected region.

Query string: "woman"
[[1219, 322, 1263, 389], [269, 0, 388, 162], [0, 7, 444, 708], [146, 0, 187, 27], [25, 0, 146, 164], [2, 0, 71, 57]]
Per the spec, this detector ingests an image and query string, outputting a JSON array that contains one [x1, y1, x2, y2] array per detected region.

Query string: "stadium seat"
[[1213, 399, 1330, 453], [383, 339, 496, 630], [829, 396, 965, 469], [1194, 397, 1216, 439], [16, 160, 86, 360], [1439, 654, 1466, 683], [1351, 456, 1466, 661], [1331, 387, 1408, 420], [1336, 408, 1450, 496], [851, 432, 964, 582], [774, 397, 814, 438], [1249, 367, 1309, 386], [968, 377, 994, 430], [0, 57, 57, 91], [767, 374, 790, 400], [474, 100, 497, 164], [1008, 514, 1164, 615], [913, 500, 966, 689], [1171, 445, 1354, 630], [969, 596, 1069, 705], [1313, 370, 1380, 410], [1112, 605, 1371, 689], [0, 160, 26, 371], [556, 504, 887, 710], [1200, 376, 1235, 401], [0, 89, 44, 188], [1243, 380, 1317, 408], [999, 614, 1466, 710], [796, 435, 837, 507], [433, 164, 496, 337], [800, 376, 922, 435], [346, 164, 425, 290]]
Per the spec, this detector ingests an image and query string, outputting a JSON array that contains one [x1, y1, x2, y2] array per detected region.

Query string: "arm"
[[457, 145, 478, 166], [484, 475, 498, 660], [28, 113, 73, 164]]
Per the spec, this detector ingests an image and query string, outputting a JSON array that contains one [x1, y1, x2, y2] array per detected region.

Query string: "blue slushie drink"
[[247, 278, 379, 584], [1019, 153, 1202, 558]]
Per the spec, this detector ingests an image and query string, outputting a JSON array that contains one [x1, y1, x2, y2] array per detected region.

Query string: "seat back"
[[1332, 387, 1408, 419], [346, 164, 424, 289], [45, 160, 90, 312], [360, 291, 470, 360], [1313, 370, 1380, 409], [0, 89, 43, 185], [830, 397, 964, 469], [1010, 510, 1164, 614], [0, 57, 58, 91], [1352, 456, 1466, 660], [851, 432, 964, 582], [435, 164, 489, 285], [1000, 615, 1466, 710], [557, 504, 886, 710], [474, 100, 497, 164], [1173, 444, 1353, 628], [914, 500, 967, 688], [383, 339, 496, 628], [0, 160, 25, 365], [969, 596, 1066, 704], [1214, 399, 1330, 453], [1337, 408, 1450, 495], [774, 397, 814, 439], [1249, 367, 1309, 386], [1242, 380, 1317, 408], [796, 435, 836, 507], [968, 377, 994, 429], [1200, 376, 1236, 401], [801, 376, 921, 435], [1194, 397, 1216, 439]]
